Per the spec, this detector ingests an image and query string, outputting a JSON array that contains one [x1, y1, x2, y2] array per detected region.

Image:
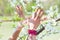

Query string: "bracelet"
[[28, 29, 37, 35]]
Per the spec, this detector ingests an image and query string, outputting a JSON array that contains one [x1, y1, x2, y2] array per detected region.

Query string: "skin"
[[27, 8, 44, 40], [9, 5, 46, 40]]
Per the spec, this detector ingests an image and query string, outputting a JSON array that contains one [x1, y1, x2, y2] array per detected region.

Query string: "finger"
[[39, 10, 44, 18], [16, 5, 22, 12], [34, 9, 41, 20], [31, 8, 38, 19], [34, 9, 44, 20], [16, 5, 23, 16], [16, 5, 25, 19], [16, 5, 22, 13]]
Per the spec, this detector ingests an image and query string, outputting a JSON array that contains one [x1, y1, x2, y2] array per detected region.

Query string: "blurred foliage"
[[0, 16, 22, 21], [0, 0, 14, 16], [0, 0, 60, 40], [0, 22, 2, 26], [18, 35, 27, 40], [12, 15, 21, 21], [25, 0, 36, 12], [0, 0, 60, 19]]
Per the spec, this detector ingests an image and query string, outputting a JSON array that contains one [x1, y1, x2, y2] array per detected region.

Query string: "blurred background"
[[0, 0, 60, 40]]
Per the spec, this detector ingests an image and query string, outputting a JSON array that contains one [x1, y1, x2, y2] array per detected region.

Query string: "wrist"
[[18, 22, 24, 27]]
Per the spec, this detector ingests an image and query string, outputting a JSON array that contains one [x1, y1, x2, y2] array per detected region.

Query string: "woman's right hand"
[[22, 8, 44, 30]]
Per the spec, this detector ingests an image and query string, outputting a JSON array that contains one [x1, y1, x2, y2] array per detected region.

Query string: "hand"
[[26, 8, 44, 29], [27, 8, 44, 40], [16, 5, 25, 19]]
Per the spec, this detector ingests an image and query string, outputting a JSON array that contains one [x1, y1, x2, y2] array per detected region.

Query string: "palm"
[[27, 8, 44, 29]]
